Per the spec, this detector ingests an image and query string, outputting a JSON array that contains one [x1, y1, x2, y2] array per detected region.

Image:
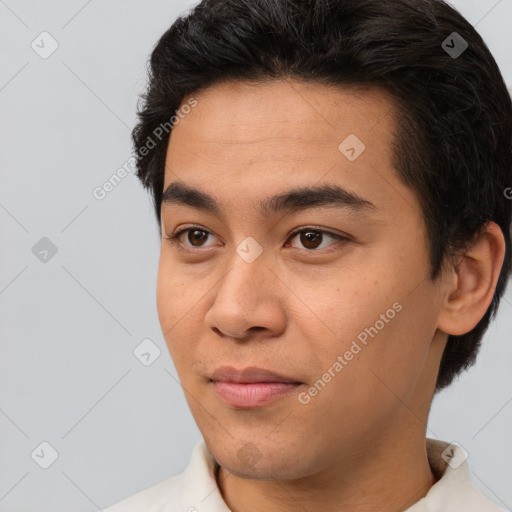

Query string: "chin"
[[207, 438, 314, 481]]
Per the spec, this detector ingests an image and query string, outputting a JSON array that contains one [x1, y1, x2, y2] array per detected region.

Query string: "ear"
[[437, 221, 506, 336]]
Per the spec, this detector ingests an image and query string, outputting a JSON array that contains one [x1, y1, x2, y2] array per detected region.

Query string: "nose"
[[203, 251, 287, 340]]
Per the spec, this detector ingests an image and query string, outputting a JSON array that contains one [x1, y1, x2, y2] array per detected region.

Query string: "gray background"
[[0, 1, 511, 511]]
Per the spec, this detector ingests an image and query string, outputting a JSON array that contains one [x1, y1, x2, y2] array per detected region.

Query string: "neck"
[[216, 428, 436, 512]]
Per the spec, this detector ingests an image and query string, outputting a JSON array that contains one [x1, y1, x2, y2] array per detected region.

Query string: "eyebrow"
[[161, 181, 376, 217]]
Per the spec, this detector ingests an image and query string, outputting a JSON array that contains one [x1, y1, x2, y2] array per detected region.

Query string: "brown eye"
[[166, 226, 347, 252], [165, 227, 219, 249], [300, 230, 323, 249], [187, 229, 209, 247], [288, 228, 345, 251]]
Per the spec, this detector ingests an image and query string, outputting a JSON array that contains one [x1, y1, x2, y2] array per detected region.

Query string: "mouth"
[[209, 366, 303, 408]]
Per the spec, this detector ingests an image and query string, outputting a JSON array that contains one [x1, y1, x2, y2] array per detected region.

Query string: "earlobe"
[[437, 221, 506, 336]]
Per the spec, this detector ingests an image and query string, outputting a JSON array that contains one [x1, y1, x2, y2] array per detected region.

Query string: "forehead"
[[170, 79, 397, 147], [162, 78, 415, 221]]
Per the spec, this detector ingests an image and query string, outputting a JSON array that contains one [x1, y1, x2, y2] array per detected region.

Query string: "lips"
[[210, 366, 301, 384], [209, 366, 302, 408]]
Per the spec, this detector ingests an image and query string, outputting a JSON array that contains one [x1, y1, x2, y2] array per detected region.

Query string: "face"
[[156, 79, 449, 480]]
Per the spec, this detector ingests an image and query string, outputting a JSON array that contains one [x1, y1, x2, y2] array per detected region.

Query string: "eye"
[[165, 226, 219, 249], [287, 227, 347, 251], [164, 226, 349, 252]]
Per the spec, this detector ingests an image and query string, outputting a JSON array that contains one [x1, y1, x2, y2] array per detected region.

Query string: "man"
[[105, 0, 511, 510]]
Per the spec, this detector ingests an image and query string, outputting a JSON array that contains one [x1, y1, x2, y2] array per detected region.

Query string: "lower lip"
[[212, 381, 301, 408]]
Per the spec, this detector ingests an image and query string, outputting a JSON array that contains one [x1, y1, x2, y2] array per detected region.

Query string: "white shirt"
[[103, 438, 506, 511]]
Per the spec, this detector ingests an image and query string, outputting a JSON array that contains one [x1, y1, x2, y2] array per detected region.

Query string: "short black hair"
[[132, 0, 512, 392]]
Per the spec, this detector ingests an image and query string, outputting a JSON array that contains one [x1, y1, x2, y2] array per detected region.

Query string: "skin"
[[156, 79, 505, 512]]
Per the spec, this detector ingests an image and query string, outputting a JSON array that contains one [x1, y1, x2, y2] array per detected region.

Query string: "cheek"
[[156, 258, 195, 350], [298, 302, 435, 443], [305, 257, 437, 396], [156, 252, 202, 324], [156, 264, 179, 335], [299, 269, 391, 353], [156, 256, 216, 369], [328, 285, 439, 411]]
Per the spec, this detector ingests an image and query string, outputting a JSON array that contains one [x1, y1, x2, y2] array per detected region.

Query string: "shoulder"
[[102, 439, 229, 512], [418, 439, 507, 512], [102, 473, 184, 512]]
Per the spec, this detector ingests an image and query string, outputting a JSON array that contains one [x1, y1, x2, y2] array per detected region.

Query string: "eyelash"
[[164, 226, 349, 253]]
